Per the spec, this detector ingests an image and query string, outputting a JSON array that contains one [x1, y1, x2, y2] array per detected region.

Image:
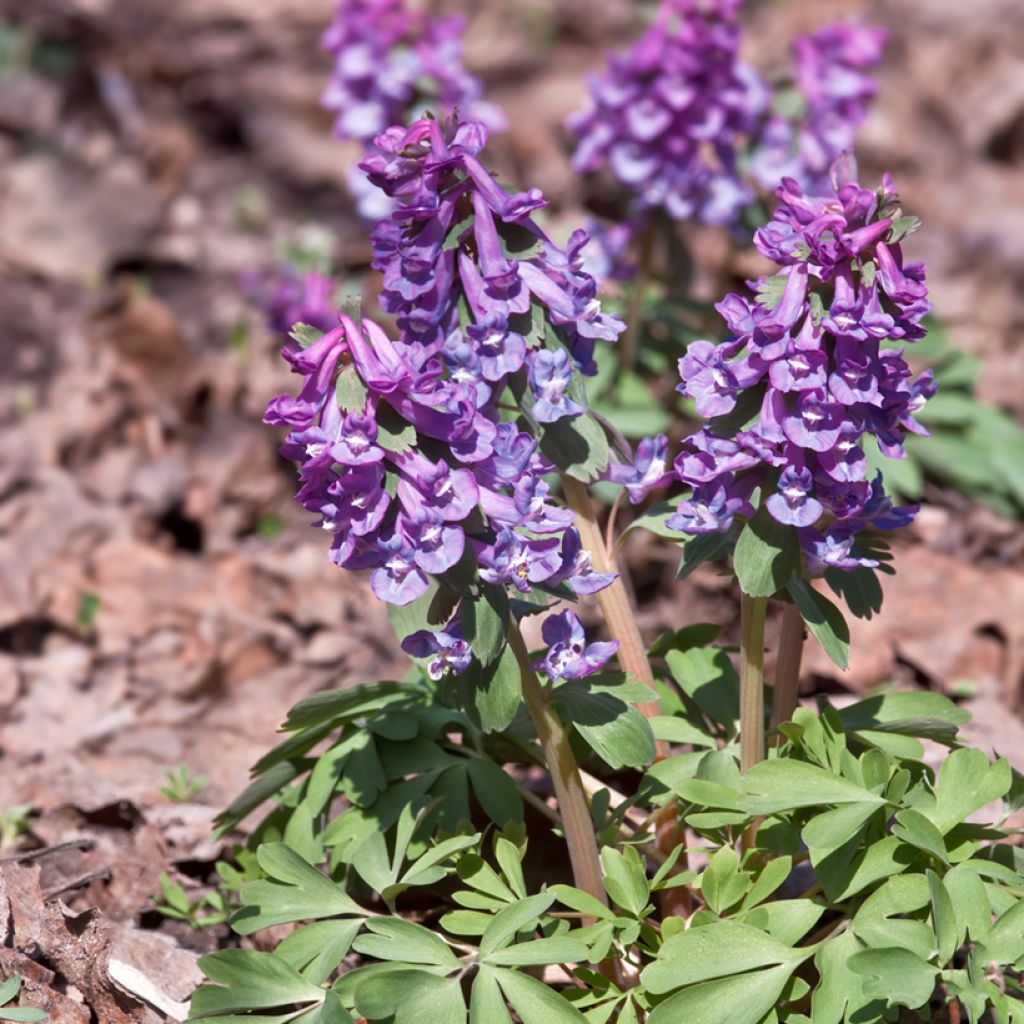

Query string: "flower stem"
[[770, 601, 805, 741], [507, 624, 607, 908], [739, 593, 768, 772], [560, 475, 666, 756], [617, 220, 657, 375]]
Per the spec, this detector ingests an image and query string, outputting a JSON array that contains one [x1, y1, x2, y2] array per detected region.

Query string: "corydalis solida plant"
[[194, 93, 1021, 1024]]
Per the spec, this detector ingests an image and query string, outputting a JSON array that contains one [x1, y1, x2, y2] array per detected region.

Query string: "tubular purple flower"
[[529, 349, 585, 424], [401, 621, 472, 680], [534, 610, 619, 682]]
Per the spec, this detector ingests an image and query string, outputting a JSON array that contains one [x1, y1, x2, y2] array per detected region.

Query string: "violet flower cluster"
[[361, 116, 625, 386], [567, 0, 766, 227], [321, 0, 504, 219], [670, 166, 935, 574], [265, 115, 650, 691], [751, 22, 888, 196], [265, 311, 616, 611]]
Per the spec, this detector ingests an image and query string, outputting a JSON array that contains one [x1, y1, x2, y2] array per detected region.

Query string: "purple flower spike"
[[529, 349, 585, 424], [673, 166, 933, 572], [568, 0, 764, 228], [750, 20, 887, 195], [534, 610, 619, 682], [402, 622, 472, 680]]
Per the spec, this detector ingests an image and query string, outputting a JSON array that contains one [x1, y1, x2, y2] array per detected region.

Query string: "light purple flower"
[[765, 466, 823, 527], [529, 349, 585, 424], [533, 610, 618, 681], [607, 435, 672, 504], [401, 621, 472, 680]]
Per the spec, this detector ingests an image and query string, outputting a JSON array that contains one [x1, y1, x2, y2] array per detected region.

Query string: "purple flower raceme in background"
[[534, 610, 619, 681], [750, 21, 888, 195], [242, 265, 338, 340], [321, 0, 505, 219], [568, 0, 765, 229], [670, 162, 935, 572]]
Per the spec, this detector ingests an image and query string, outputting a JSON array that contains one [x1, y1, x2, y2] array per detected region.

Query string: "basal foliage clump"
[[194, 3, 1024, 1023]]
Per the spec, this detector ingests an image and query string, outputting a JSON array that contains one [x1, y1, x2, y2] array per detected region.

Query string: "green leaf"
[[355, 970, 465, 1024], [375, 404, 417, 454], [676, 531, 735, 581], [943, 864, 993, 942], [214, 758, 305, 835], [665, 648, 739, 735], [741, 760, 885, 815], [824, 564, 884, 620], [700, 847, 751, 915], [484, 936, 590, 967], [852, 875, 934, 960], [354, 917, 459, 967], [0, 1011, 47, 1023], [836, 690, 969, 744], [927, 748, 1012, 833], [466, 757, 524, 827], [470, 967, 513, 1024], [290, 323, 323, 348], [335, 364, 368, 413], [786, 581, 849, 670], [733, 507, 801, 598], [459, 642, 522, 733], [847, 947, 937, 1010], [927, 869, 960, 964], [737, 899, 824, 946], [493, 967, 587, 1024], [892, 808, 949, 864], [460, 586, 509, 667], [554, 682, 656, 770], [0, 979, 20, 1006], [621, 499, 687, 542], [802, 802, 880, 850], [538, 412, 610, 483], [276, 919, 362, 986], [231, 844, 363, 935], [814, 834, 911, 903], [480, 892, 552, 958], [549, 884, 615, 921], [642, 922, 805, 993], [811, 930, 883, 1024], [283, 680, 411, 732], [600, 846, 650, 917], [192, 950, 326, 1018], [646, 963, 796, 1024]]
